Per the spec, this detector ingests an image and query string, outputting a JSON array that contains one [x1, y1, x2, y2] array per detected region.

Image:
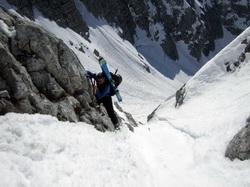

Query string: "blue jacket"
[[86, 71, 111, 99]]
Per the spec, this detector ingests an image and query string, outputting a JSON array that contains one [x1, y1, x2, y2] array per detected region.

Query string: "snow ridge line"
[[157, 116, 203, 139]]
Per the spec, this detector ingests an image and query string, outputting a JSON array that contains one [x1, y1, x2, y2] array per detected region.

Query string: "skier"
[[86, 71, 119, 129]]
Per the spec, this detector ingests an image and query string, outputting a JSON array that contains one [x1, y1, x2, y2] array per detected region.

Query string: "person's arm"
[[96, 83, 111, 99], [86, 71, 96, 78]]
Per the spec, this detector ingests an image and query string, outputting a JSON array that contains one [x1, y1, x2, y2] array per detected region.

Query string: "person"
[[86, 71, 119, 128]]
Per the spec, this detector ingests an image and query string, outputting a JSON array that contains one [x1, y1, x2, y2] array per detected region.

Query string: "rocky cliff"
[[0, 7, 137, 132], [5, 0, 250, 62]]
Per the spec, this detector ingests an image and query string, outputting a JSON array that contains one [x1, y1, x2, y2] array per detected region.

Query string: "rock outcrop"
[[0, 7, 126, 132], [225, 116, 250, 161]]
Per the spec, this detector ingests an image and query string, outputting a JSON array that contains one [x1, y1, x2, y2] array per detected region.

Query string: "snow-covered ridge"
[[182, 26, 250, 102], [150, 26, 250, 126]]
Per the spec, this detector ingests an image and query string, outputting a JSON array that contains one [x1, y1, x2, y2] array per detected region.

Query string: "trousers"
[[97, 96, 118, 125]]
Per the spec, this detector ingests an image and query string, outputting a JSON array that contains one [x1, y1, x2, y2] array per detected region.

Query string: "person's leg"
[[102, 96, 118, 126]]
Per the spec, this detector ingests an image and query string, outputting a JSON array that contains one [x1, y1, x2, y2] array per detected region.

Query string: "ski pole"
[[88, 77, 97, 95]]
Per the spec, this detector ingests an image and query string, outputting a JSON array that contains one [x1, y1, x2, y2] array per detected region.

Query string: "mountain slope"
[[146, 26, 250, 184], [4, 0, 249, 78], [0, 3, 250, 187], [0, 27, 250, 185]]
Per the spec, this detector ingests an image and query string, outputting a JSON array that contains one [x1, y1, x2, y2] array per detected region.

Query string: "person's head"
[[96, 72, 106, 84]]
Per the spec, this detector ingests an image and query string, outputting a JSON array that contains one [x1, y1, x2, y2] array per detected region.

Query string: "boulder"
[[225, 116, 250, 161]]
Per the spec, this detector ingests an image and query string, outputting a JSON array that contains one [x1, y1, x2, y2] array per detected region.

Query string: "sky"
[[1, 1, 250, 187]]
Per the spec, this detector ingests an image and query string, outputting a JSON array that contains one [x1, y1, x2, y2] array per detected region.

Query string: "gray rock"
[[0, 98, 18, 114], [16, 98, 33, 114], [82, 106, 115, 132], [26, 57, 46, 72], [225, 116, 250, 161], [175, 84, 186, 108], [0, 90, 10, 99], [3, 68, 28, 100], [46, 82, 65, 100], [57, 96, 80, 122], [29, 70, 49, 91], [28, 92, 58, 117], [0, 77, 6, 90], [114, 102, 138, 132]]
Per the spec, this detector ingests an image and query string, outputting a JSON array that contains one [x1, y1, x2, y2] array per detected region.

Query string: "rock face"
[[225, 116, 250, 161], [0, 7, 125, 132], [5, 0, 250, 62], [80, 0, 249, 61]]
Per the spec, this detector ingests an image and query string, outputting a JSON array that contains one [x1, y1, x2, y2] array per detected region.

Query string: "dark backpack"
[[111, 72, 122, 87], [109, 72, 122, 96]]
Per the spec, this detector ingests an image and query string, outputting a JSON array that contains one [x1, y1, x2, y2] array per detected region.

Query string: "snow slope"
[[146, 26, 250, 186], [0, 2, 250, 187]]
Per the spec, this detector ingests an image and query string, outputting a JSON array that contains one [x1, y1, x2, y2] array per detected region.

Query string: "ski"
[[98, 57, 122, 102]]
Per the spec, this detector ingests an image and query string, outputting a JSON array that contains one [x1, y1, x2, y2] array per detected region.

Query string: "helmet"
[[96, 72, 105, 79]]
